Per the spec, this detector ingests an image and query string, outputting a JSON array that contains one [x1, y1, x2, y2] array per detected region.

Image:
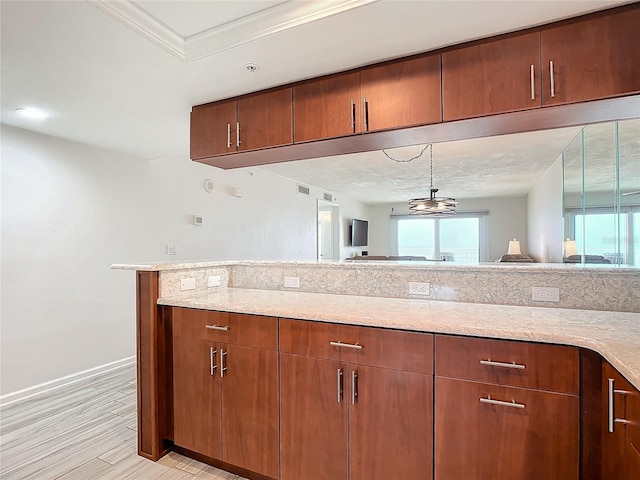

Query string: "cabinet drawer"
[[172, 308, 278, 350], [279, 318, 433, 374], [435, 377, 579, 480], [435, 335, 579, 394]]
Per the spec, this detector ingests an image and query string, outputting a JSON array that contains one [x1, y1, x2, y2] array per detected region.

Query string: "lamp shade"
[[564, 238, 578, 257], [507, 239, 521, 255]]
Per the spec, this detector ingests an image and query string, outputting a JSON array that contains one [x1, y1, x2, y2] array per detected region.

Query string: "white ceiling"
[[1, 0, 636, 202]]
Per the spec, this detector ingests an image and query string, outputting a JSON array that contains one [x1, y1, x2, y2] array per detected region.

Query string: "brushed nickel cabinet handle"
[[608, 378, 631, 432], [350, 99, 356, 133], [363, 96, 369, 131], [480, 359, 525, 370], [480, 396, 525, 409], [330, 341, 363, 350], [550, 60, 556, 98], [530, 64, 535, 100], [337, 368, 344, 403], [236, 122, 240, 147], [226, 123, 231, 148], [220, 349, 227, 378], [205, 324, 229, 331], [351, 370, 358, 405], [209, 347, 217, 376]]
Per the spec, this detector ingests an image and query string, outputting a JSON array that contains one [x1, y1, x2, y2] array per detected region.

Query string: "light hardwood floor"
[[0, 364, 247, 480]]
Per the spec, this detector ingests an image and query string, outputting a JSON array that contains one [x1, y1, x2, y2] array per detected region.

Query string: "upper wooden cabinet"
[[190, 87, 292, 159], [541, 6, 640, 106], [293, 72, 361, 143], [360, 54, 442, 132], [442, 32, 542, 121]]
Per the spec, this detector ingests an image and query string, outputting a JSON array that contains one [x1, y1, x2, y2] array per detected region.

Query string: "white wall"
[[0, 125, 367, 395], [368, 196, 528, 261], [528, 157, 563, 263]]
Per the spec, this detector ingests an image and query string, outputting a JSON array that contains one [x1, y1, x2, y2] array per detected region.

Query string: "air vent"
[[323, 192, 333, 202], [297, 184, 310, 195]]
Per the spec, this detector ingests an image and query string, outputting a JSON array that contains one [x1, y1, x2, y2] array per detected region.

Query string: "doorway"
[[317, 200, 340, 261]]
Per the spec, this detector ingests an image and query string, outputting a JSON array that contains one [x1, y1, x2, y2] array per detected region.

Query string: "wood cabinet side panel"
[[238, 88, 292, 151], [435, 334, 580, 394], [541, 6, 640, 105], [349, 365, 433, 480], [221, 345, 279, 479], [442, 32, 541, 121], [293, 72, 361, 142], [361, 54, 442, 131], [435, 377, 579, 480]]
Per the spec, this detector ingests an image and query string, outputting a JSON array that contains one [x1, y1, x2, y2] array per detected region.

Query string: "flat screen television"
[[350, 219, 369, 247]]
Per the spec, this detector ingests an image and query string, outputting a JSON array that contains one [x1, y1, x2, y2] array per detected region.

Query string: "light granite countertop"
[[158, 288, 640, 390]]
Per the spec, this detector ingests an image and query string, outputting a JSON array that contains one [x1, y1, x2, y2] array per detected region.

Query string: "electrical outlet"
[[532, 286, 560, 302], [180, 277, 196, 291], [408, 282, 430, 296], [167, 244, 177, 255], [208, 275, 222, 288], [283, 276, 300, 288]]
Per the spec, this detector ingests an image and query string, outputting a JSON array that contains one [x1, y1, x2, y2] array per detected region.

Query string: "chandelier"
[[408, 144, 457, 216]]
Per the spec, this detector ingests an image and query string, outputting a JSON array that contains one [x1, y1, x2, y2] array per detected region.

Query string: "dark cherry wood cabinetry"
[[190, 88, 292, 159], [279, 319, 433, 480], [602, 361, 640, 479], [172, 308, 279, 479], [360, 54, 442, 132], [541, 7, 640, 106], [442, 32, 541, 121], [293, 72, 361, 143], [434, 335, 580, 480]]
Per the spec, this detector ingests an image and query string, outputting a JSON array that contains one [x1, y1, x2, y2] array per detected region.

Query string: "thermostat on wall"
[[193, 215, 203, 226]]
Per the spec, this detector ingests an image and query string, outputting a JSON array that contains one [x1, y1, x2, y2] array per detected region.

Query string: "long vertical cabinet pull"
[[209, 347, 217, 376], [530, 65, 536, 100], [226, 124, 231, 149], [236, 122, 240, 147], [337, 368, 344, 403], [220, 348, 228, 378], [363, 97, 369, 131], [608, 377, 631, 432], [350, 99, 356, 133], [549, 61, 556, 98], [351, 370, 358, 405]]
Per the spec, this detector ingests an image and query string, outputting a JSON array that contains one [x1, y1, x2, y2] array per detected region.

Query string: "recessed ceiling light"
[[15, 107, 48, 120], [244, 63, 259, 73]]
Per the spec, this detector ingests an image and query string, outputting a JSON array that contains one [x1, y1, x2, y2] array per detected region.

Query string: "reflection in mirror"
[[562, 119, 640, 266]]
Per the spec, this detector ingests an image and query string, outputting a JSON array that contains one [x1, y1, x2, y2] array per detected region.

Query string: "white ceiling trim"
[[90, 0, 380, 62]]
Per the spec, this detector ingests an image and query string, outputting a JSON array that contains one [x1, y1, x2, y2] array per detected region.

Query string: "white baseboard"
[[0, 356, 136, 408]]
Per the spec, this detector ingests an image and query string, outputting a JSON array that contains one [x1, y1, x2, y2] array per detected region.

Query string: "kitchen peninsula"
[[113, 260, 640, 480]]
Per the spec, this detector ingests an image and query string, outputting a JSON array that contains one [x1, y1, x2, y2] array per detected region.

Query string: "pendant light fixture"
[[408, 144, 457, 216]]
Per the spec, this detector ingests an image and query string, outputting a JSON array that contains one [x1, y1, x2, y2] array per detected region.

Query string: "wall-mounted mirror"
[[562, 119, 640, 266], [261, 118, 639, 266]]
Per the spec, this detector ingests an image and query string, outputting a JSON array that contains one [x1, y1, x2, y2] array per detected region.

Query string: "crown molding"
[[90, 0, 379, 63]]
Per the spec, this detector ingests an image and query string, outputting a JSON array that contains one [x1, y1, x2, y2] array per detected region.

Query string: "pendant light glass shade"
[[408, 145, 457, 216]]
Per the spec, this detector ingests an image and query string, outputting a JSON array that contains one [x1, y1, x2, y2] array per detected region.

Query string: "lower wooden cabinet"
[[602, 361, 640, 479], [435, 377, 580, 480], [172, 309, 279, 479]]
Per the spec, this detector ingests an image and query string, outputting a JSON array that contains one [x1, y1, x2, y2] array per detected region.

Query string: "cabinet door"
[[190, 101, 236, 159], [442, 32, 541, 121], [541, 6, 640, 106], [360, 54, 441, 132], [237, 88, 292, 151], [173, 336, 222, 459], [350, 365, 432, 480], [435, 377, 579, 480], [221, 344, 279, 479], [280, 353, 348, 480], [629, 383, 640, 476], [294, 72, 361, 142]]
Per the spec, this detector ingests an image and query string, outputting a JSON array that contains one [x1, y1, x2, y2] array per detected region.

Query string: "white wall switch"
[[283, 276, 300, 288], [167, 244, 177, 255], [208, 275, 222, 287], [532, 286, 560, 302], [408, 282, 430, 295], [180, 277, 196, 291]]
